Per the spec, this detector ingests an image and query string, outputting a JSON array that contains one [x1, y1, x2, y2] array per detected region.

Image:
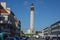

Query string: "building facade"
[[51, 21, 60, 37], [0, 2, 21, 37], [43, 21, 60, 38]]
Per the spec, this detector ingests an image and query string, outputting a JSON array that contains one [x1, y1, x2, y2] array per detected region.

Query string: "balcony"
[[3, 29, 10, 32], [8, 20, 12, 24], [0, 20, 12, 25], [0, 20, 3, 23]]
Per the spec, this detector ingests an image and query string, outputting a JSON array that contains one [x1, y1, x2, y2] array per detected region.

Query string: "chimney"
[[1, 2, 6, 9]]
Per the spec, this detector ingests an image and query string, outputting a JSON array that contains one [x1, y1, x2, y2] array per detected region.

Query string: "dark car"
[[45, 36, 50, 40], [15, 36, 20, 40], [5, 37, 17, 40], [52, 37, 60, 40], [21, 36, 29, 40]]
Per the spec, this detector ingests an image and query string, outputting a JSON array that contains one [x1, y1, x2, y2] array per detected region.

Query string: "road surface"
[[27, 37, 44, 40]]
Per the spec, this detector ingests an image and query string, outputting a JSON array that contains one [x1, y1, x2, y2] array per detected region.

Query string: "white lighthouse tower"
[[30, 3, 34, 34]]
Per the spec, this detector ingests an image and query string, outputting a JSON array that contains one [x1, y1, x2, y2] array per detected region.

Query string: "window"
[[4, 16, 8, 21], [59, 23, 60, 26], [0, 17, 4, 20]]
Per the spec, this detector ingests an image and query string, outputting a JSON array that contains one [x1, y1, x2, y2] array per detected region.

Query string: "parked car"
[[33, 35, 40, 39], [5, 37, 17, 40], [45, 36, 50, 40], [21, 36, 29, 40], [15, 36, 20, 40], [51, 37, 60, 40]]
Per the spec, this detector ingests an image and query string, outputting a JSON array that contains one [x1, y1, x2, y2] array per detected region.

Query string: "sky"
[[0, 0, 60, 32]]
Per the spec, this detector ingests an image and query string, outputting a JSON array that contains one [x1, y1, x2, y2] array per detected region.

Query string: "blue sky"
[[0, 0, 60, 32]]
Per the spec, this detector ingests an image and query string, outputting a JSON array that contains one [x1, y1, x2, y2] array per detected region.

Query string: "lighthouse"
[[30, 3, 34, 34]]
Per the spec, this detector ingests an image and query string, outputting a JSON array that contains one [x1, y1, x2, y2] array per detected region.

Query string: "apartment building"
[[43, 21, 60, 38], [51, 21, 60, 37], [43, 27, 51, 37], [0, 2, 21, 37]]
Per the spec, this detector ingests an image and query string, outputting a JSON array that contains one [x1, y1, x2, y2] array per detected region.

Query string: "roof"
[[51, 21, 60, 26], [43, 27, 49, 30], [0, 4, 8, 13], [31, 3, 34, 6]]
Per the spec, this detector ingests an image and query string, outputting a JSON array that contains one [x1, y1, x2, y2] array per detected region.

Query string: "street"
[[27, 37, 44, 40]]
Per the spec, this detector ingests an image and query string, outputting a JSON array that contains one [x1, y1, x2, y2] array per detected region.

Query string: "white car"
[[33, 35, 40, 39], [35, 35, 40, 38]]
